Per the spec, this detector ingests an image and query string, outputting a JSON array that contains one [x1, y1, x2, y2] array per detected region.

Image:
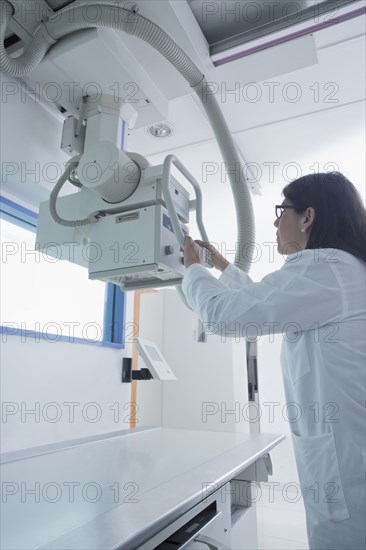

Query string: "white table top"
[[1, 427, 284, 549]]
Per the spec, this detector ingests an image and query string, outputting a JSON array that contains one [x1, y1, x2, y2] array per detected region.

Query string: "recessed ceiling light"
[[147, 122, 174, 138]]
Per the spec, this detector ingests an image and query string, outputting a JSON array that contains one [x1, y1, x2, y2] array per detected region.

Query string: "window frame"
[[0, 196, 126, 349]]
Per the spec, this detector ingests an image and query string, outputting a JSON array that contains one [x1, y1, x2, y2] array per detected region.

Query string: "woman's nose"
[[274, 218, 279, 228]]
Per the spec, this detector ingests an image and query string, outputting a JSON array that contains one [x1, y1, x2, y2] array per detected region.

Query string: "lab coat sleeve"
[[182, 250, 343, 338], [218, 263, 253, 289]]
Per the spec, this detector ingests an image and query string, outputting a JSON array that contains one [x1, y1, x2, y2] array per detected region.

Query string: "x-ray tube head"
[[77, 142, 141, 203]]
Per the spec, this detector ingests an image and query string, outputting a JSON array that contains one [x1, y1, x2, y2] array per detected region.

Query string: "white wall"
[[133, 291, 164, 428], [140, 289, 250, 433], [0, 331, 133, 453], [0, 74, 73, 209]]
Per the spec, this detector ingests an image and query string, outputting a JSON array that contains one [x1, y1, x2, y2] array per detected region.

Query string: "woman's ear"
[[303, 207, 315, 231]]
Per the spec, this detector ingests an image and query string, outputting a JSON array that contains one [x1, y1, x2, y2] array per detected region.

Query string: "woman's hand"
[[195, 240, 230, 272], [183, 238, 230, 272], [183, 236, 203, 269]]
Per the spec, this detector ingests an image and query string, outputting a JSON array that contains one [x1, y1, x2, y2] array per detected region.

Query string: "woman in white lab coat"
[[182, 172, 366, 550]]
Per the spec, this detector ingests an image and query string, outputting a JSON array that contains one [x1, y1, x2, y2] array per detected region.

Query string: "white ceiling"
[[126, 10, 366, 167]]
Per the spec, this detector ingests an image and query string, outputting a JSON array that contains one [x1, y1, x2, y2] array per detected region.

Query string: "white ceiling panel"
[[127, 22, 365, 159], [127, 94, 214, 156]]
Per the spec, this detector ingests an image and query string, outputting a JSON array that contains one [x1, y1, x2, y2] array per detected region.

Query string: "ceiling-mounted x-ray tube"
[[0, 0, 255, 274]]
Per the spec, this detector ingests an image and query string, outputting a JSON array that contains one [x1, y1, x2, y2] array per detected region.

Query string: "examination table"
[[1, 427, 284, 549]]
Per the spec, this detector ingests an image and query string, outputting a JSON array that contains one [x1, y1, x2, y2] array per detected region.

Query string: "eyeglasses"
[[275, 204, 297, 219]]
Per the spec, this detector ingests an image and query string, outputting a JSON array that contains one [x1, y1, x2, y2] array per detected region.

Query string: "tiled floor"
[[256, 485, 309, 549]]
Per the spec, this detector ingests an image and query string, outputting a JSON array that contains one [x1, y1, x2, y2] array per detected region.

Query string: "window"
[[0, 196, 126, 347]]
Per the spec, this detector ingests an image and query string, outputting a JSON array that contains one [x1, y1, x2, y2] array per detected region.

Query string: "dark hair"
[[283, 172, 366, 263]]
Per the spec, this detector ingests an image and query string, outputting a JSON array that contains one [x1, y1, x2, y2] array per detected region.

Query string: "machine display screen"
[[162, 213, 188, 238], [163, 213, 174, 233]]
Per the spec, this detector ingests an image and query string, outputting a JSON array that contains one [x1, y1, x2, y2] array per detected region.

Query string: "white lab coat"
[[182, 248, 366, 550]]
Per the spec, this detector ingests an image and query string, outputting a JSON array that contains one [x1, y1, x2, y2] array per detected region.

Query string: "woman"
[[182, 172, 366, 550]]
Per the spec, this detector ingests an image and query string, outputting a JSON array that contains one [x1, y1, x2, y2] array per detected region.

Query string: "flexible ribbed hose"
[[0, 0, 255, 271], [0, 0, 56, 76], [49, 157, 93, 227], [193, 80, 256, 266]]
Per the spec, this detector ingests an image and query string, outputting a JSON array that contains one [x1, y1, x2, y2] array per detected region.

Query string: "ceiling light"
[[147, 122, 174, 138]]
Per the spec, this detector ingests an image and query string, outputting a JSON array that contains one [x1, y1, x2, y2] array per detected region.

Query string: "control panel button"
[[165, 245, 174, 255]]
